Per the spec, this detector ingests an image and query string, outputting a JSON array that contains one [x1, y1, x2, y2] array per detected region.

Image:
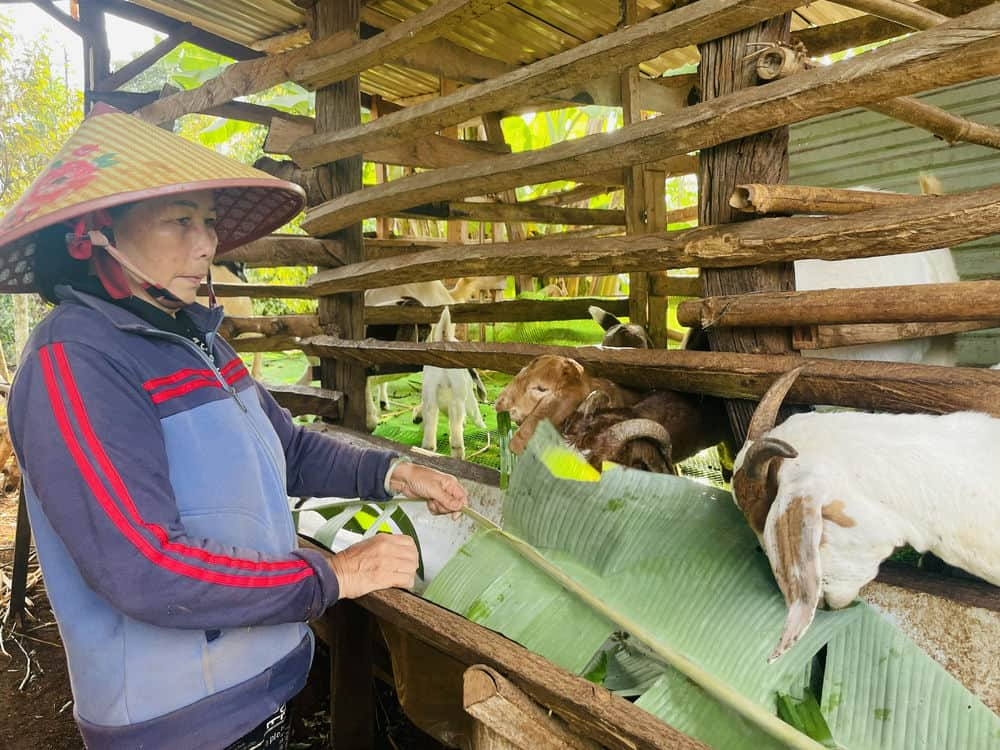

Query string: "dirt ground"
[[0, 490, 437, 750]]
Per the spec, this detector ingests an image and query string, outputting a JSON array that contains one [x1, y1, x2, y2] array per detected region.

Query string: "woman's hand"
[[389, 462, 468, 518], [325, 534, 419, 600]]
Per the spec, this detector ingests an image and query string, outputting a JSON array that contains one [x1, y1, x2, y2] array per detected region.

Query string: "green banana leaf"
[[425, 421, 1000, 749]]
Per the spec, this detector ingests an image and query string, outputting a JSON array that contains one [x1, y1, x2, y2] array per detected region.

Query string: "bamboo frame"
[[730, 184, 921, 214]]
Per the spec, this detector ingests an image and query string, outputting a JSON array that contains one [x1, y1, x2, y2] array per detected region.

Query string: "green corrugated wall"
[[789, 75, 1000, 365]]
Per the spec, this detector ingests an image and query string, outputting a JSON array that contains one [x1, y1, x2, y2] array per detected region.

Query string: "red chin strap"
[[66, 211, 188, 309]]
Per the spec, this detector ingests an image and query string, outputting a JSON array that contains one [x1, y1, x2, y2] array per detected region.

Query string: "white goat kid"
[[420, 306, 487, 459], [731, 367, 1000, 663]]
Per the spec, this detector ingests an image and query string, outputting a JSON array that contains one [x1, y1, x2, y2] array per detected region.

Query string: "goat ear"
[[763, 494, 824, 662]]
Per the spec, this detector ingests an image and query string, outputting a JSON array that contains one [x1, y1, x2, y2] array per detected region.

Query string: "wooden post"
[[697, 14, 797, 443], [314, 0, 368, 432], [372, 95, 393, 240], [79, 0, 111, 113], [621, 0, 650, 333], [464, 665, 601, 750], [8, 485, 31, 627], [328, 601, 376, 749], [482, 112, 530, 294]]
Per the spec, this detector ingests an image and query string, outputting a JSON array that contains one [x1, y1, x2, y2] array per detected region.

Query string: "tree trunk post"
[[314, 0, 368, 432], [697, 15, 798, 443]]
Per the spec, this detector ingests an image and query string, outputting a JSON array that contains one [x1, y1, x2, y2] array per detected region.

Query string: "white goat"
[[731, 367, 1000, 662], [420, 306, 487, 459]]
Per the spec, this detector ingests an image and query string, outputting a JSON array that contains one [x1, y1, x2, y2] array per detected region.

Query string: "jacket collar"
[[54, 284, 225, 337]]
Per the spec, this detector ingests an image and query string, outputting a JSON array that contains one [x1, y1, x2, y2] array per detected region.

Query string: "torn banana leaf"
[[425, 421, 1000, 749]]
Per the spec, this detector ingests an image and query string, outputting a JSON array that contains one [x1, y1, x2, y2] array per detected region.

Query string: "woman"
[[1, 105, 467, 750]]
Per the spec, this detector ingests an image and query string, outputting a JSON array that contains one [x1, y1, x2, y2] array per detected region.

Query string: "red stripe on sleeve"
[[45, 344, 312, 582]]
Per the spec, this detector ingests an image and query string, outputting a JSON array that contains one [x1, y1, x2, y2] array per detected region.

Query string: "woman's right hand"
[[325, 534, 419, 600]]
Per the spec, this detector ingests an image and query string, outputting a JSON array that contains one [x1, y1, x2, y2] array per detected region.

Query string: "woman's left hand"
[[389, 462, 468, 519]]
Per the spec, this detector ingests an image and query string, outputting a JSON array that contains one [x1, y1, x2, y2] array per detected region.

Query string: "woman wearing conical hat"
[[2, 105, 467, 750]]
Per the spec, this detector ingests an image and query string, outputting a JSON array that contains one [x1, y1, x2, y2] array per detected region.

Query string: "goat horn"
[[603, 419, 672, 458], [747, 367, 805, 441], [742, 437, 798, 481]]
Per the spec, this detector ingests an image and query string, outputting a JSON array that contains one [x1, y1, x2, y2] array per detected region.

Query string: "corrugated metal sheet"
[[125, 0, 864, 96], [789, 75, 1000, 365]]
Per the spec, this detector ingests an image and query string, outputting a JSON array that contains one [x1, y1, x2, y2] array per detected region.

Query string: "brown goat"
[[561, 388, 731, 474], [494, 355, 642, 454]]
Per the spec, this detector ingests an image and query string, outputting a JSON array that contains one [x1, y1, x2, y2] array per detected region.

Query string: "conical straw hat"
[[0, 104, 306, 293]]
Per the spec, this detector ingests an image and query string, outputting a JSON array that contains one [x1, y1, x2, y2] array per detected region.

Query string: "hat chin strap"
[[88, 230, 187, 310]]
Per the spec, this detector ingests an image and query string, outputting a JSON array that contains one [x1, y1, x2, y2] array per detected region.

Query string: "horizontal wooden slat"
[[795, 321, 999, 349], [223, 235, 346, 268], [266, 384, 343, 419], [299, 339, 1000, 416], [307, 185, 1000, 294], [205, 282, 314, 299], [301, 6, 1000, 235], [365, 297, 629, 325], [678, 280, 1000, 327], [396, 202, 626, 226]]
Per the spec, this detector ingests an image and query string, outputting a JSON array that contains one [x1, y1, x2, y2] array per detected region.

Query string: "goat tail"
[[588, 305, 622, 333], [763, 493, 824, 663], [430, 306, 452, 343]]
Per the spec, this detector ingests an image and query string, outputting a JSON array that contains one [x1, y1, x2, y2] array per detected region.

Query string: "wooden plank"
[[301, 5, 1000, 235], [622, 0, 649, 335], [307, 184, 1000, 294], [265, 383, 343, 419], [832, 0, 947, 30], [133, 31, 355, 124], [396, 202, 625, 226], [464, 666, 601, 750], [649, 273, 701, 298], [264, 116, 511, 167], [203, 282, 314, 299], [796, 321, 999, 349], [866, 96, 1000, 148], [330, 600, 376, 748], [287, 0, 811, 168], [730, 184, 922, 215], [678, 279, 1000, 328], [299, 338, 1000, 416], [364, 297, 629, 325], [876, 561, 1000, 613], [219, 314, 322, 339], [357, 588, 708, 750], [224, 234, 346, 268], [791, 0, 993, 57], [292, 0, 510, 90]]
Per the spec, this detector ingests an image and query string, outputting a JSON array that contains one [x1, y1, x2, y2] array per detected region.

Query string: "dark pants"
[[222, 705, 290, 750]]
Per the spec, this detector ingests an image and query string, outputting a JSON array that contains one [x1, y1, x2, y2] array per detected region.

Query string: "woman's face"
[[112, 190, 218, 311]]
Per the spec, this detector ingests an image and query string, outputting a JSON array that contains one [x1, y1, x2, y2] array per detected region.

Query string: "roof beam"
[[300, 5, 1000, 236], [286, 0, 809, 169]]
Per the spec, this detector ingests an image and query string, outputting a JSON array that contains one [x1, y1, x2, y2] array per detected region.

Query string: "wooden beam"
[[357, 588, 708, 750], [223, 234, 346, 268], [300, 5, 1000, 235], [264, 116, 511, 166], [794, 320, 998, 349], [832, 0, 948, 30], [363, 238, 454, 261], [364, 297, 629, 325], [133, 32, 356, 124], [299, 339, 1000, 416], [876, 560, 1000, 613], [31, 0, 80, 35], [291, 0, 510, 90], [265, 383, 343, 419], [287, 0, 811, 168], [306, 184, 1000, 294], [528, 183, 619, 207], [678, 280, 1000, 328], [97, 26, 195, 92], [205, 282, 314, 299], [730, 184, 922, 215], [464, 665, 601, 750], [80, 0, 110, 113], [866, 96, 1000, 148], [649, 273, 701, 298], [792, 0, 994, 57], [227, 335, 304, 353], [395, 202, 625, 226], [219, 314, 322, 339]]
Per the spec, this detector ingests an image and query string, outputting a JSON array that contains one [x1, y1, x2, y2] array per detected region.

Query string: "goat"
[[419, 307, 488, 460], [731, 367, 1000, 662], [589, 305, 654, 348], [495, 355, 643, 455]]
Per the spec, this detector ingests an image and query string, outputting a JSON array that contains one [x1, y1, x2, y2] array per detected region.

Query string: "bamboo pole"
[[677, 280, 1000, 328], [730, 184, 921, 214], [794, 320, 997, 349]]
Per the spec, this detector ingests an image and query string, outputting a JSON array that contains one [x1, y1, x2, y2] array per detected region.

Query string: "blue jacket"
[[8, 287, 397, 750]]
